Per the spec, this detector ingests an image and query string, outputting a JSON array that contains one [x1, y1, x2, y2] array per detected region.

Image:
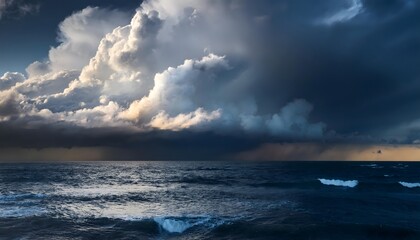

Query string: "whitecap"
[[154, 218, 192, 233], [153, 216, 218, 233], [399, 182, 420, 188], [318, 178, 358, 188]]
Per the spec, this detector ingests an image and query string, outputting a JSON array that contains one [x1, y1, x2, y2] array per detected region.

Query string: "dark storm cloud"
[[0, 0, 419, 160], [0, 122, 262, 160], [242, 0, 420, 138]]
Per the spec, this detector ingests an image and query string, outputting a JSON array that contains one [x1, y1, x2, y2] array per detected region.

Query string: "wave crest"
[[399, 182, 420, 188], [153, 216, 226, 233], [154, 218, 193, 233], [318, 178, 358, 188]]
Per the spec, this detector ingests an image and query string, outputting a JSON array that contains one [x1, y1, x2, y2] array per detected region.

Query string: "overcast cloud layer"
[[1, 0, 420, 159]]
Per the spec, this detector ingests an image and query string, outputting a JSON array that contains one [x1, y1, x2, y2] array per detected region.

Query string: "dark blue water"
[[0, 161, 419, 239]]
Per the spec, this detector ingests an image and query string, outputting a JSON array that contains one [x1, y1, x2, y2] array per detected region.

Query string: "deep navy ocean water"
[[0, 161, 419, 239]]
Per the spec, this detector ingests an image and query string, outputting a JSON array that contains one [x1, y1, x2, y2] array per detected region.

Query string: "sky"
[[0, 0, 420, 161]]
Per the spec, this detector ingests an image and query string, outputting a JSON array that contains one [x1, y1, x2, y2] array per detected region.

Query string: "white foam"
[[153, 216, 216, 233], [318, 178, 358, 188], [399, 182, 420, 188], [154, 218, 192, 233]]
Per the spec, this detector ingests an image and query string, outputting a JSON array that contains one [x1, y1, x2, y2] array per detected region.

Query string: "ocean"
[[0, 161, 419, 239]]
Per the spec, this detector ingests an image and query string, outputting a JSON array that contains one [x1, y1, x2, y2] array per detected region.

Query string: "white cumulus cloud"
[[26, 6, 130, 77], [0, 72, 25, 91], [0, 1, 327, 139]]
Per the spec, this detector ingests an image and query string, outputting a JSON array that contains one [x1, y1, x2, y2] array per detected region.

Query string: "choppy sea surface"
[[0, 161, 419, 239]]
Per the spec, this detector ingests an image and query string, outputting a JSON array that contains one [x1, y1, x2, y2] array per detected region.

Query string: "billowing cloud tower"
[[0, 0, 330, 138]]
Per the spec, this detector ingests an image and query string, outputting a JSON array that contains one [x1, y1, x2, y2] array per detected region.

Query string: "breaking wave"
[[117, 216, 226, 234], [318, 178, 358, 188], [154, 217, 208, 233], [399, 182, 420, 188]]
